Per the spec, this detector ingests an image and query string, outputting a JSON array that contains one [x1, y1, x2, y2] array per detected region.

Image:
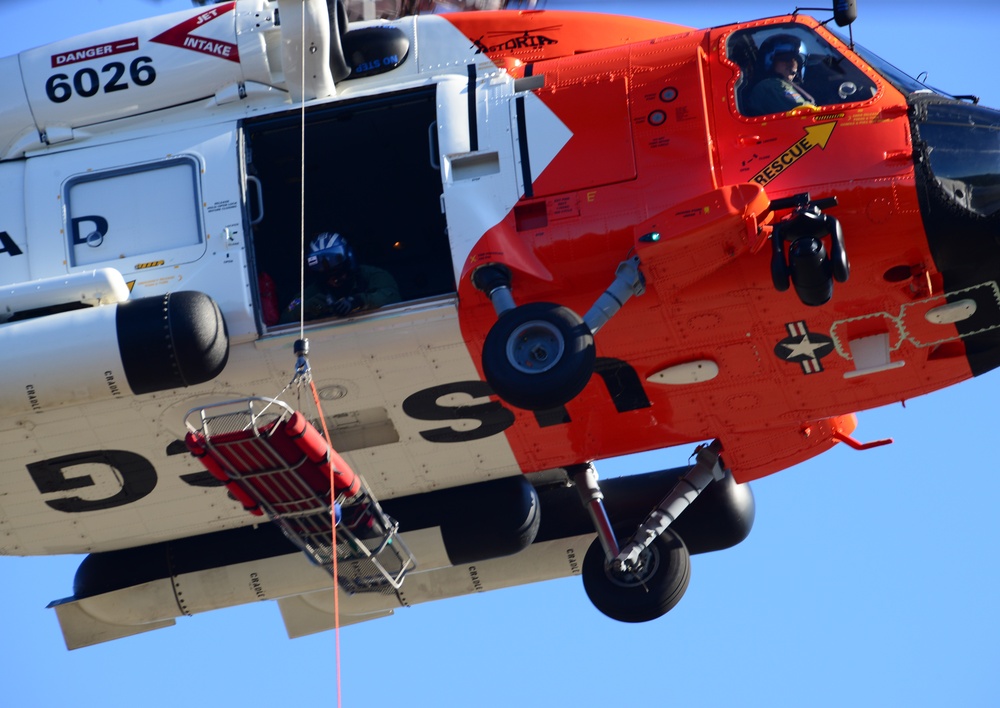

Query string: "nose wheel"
[[481, 301, 596, 412], [473, 258, 644, 411]]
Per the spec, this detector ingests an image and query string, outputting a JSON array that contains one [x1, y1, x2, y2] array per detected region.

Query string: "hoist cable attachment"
[[293, 337, 312, 384]]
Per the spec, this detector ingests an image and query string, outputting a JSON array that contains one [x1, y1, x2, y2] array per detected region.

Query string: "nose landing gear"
[[482, 301, 596, 412], [473, 257, 645, 411]]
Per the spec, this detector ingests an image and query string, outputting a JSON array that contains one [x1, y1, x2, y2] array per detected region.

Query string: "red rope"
[[309, 379, 342, 708]]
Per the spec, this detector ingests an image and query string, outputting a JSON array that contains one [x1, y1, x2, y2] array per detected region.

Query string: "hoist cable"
[[293, 6, 341, 706], [297, 3, 308, 342], [309, 377, 343, 707]]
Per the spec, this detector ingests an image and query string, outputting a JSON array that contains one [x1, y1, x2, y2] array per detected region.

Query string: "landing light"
[[639, 232, 661, 243]]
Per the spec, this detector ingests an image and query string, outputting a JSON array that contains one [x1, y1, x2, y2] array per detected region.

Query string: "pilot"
[[282, 232, 401, 322], [748, 34, 817, 115]]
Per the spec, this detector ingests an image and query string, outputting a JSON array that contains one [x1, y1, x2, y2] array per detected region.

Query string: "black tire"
[[482, 302, 595, 411], [582, 529, 691, 623], [328, 0, 351, 82]]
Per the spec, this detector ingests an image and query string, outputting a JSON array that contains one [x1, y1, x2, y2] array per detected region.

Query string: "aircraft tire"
[[582, 529, 691, 623], [482, 302, 595, 411], [328, 0, 351, 81]]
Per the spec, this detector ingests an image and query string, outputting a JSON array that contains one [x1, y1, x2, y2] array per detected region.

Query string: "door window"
[[64, 157, 204, 268]]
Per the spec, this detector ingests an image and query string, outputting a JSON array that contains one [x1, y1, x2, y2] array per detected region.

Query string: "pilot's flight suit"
[[749, 77, 815, 115], [282, 264, 401, 323]]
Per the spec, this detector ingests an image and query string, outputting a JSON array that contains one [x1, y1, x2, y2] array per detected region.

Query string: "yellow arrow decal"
[[752, 121, 837, 187]]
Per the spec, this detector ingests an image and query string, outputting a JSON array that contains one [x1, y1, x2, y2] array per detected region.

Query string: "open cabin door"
[[243, 85, 454, 330]]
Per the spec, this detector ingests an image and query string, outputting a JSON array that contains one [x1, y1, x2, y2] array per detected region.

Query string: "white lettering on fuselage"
[[182, 36, 233, 58], [56, 45, 111, 64], [51, 38, 139, 68]]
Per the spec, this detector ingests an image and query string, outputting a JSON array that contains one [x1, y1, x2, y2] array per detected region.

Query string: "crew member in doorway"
[[749, 34, 816, 115], [283, 232, 400, 322]]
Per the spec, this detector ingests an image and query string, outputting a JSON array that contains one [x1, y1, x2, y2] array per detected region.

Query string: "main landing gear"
[[473, 258, 645, 411], [770, 193, 849, 307], [571, 441, 726, 622]]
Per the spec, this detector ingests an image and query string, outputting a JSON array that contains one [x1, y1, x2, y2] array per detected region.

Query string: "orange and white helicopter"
[[1, 0, 998, 650]]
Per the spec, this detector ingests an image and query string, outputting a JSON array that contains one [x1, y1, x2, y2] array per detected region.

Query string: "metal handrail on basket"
[[183, 397, 415, 593]]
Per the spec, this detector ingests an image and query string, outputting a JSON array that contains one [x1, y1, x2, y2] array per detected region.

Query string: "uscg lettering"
[[0, 231, 24, 257], [71, 215, 109, 247], [401, 358, 651, 443], [27, 450, 157, 513], [402, 381, 515, 444], [27, 362, 656, 507]]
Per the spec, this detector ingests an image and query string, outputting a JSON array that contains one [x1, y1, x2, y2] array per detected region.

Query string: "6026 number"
[[46, 56, 156, 103]]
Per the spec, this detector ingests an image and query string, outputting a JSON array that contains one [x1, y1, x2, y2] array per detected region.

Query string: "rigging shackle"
[[293, 337, 311, 381]]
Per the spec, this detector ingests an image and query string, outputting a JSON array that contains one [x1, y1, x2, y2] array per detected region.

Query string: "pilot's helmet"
[[761, 33, 807, 79], [307, 232, 356, 277]]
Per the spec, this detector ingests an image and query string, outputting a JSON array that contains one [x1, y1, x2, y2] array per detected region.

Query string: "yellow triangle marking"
[[752, 121, 838, 187], [804, 121, 836, 149]]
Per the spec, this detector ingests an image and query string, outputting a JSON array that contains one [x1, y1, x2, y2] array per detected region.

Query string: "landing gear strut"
[[571, 441, 726, 623], [474, 257, 645, 411]]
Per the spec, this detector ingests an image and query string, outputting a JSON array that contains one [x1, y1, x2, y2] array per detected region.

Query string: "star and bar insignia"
[[774, 320, 835, 374]]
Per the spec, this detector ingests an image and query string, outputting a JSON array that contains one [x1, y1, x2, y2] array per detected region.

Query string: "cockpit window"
[[727, 24, 878, 117], [842, 39, 951, 99]]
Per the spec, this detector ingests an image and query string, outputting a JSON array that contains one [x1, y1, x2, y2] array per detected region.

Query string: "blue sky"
[[2, 1, 999, 707]]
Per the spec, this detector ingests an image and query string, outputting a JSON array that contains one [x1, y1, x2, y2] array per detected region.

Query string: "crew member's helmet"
[[307, 232, 356, 276], [761, 33, 807, 80]]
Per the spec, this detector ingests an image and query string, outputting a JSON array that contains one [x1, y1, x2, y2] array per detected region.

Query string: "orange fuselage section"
[[445, 12, 980, 481]]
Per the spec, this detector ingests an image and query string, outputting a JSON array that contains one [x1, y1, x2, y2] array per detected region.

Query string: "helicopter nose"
[[910, 97, 1000, 375], [911, 98, 1000, 218]]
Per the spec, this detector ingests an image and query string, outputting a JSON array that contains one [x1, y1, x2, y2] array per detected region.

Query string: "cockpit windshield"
[[838, 36, 954, 100], [727, 24, 878, 117]]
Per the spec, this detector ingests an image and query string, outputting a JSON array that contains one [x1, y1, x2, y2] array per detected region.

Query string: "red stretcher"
[[184, 398, 415, 593]]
